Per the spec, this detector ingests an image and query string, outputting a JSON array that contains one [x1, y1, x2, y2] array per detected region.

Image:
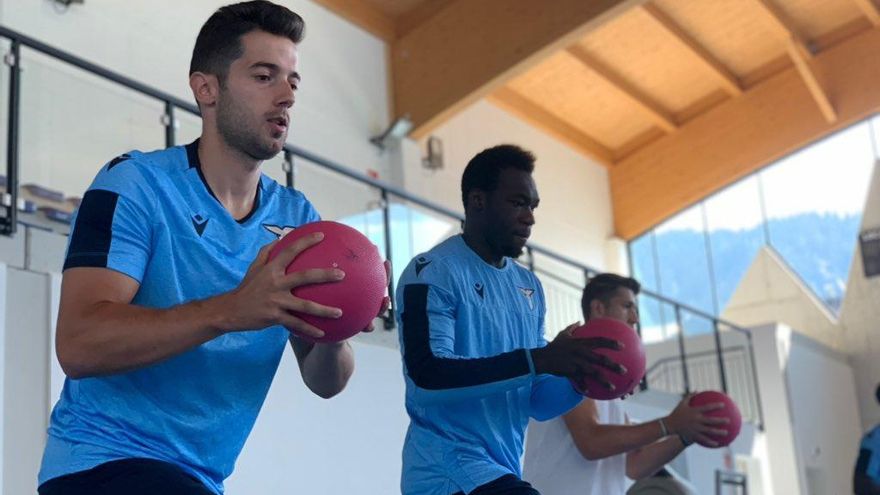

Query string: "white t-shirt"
[[523, 399, 629, 495]]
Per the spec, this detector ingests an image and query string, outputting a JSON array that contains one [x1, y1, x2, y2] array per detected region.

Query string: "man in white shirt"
[[523, 273, 729, 495]]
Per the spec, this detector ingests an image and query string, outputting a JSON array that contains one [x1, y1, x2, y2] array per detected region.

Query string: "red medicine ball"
[[689, 390, 742, 448], [268, 221, 387, 343], [570, 317, 646, 400]]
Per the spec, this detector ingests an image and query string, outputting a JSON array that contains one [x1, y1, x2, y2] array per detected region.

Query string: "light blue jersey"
[[858, 425, 880, 483], [39, 141, 320, 494], [396, 235, 582, 495]]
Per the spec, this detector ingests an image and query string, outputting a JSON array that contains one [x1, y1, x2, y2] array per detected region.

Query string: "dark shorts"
[[38, 458, 214, 495], [453, 474, 541, 495]]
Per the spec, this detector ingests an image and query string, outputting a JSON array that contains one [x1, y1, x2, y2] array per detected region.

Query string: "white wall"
[[405, 100, 617, 270], [3, 266, 52, 495], [840, 160, 880, 431], [640, 322, 862, 495], [227, 341, 408, 494], [784, 330, 862, 495], [745, 323, 864, 495], [746, 324, 804, 495], [0, 0, 391, 206]]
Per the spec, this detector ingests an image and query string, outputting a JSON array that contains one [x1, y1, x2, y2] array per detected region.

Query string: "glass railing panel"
[[18, 48, 164, 199], [717, 323, 760, 425], [642, 297, 684, 395], [529, 250, 586, 340], [679, 310, 723, 394], [386, 198, 459, 286]]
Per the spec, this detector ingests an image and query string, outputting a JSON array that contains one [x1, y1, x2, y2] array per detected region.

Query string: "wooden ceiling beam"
[[309, 0, 396, 42], [566, 45, 678, 133], [640, 3, 742, 96], [852, 0, 880, 26], [753, 0, 836, 123], [396, 0, 455, 38], [489, 87, 614, 165], [392, 0, 646, 139], [611, 27, 880, 239], [753, 0, 812, 57], [784, 37, 837, 123]]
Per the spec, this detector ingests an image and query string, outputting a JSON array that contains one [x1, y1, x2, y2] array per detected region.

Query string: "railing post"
[[746, 332, 765, 430], [282, 150, 294, 189], [381, 189, 395, 330], [2, 40, 21, 237], [712, 319, 729, 394], [163, 101, 176, 148], [674, 305, 690, 395]]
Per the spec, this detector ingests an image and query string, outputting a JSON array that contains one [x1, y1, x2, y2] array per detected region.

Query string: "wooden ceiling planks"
[[504, 50, 657, 151], [314, 0, 880, 237], [652, 0, 787, 78]]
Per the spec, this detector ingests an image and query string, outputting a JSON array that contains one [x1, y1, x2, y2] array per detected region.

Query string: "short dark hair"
[[190, 1, 305, 82], [581, 273, 641, 319], [461, 145, 535, 209]]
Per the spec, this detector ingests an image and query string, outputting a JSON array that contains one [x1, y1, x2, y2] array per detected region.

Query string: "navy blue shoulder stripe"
[[105, 153, 131, 171], [401, 284, 531, 390], [64, 189, 119, 270], [855, 448, 872, 475]]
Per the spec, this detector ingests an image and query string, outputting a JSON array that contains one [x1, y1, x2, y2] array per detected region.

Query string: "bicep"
[[563, 398, 601, 433], [562, 399, 602, 458], [58, 268, 140, 336], [66, 163, 155, 282]]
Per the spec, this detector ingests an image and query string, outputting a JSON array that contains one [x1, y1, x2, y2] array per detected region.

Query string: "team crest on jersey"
[[263, 224, 297, 238], [518, 287, 535, 310]]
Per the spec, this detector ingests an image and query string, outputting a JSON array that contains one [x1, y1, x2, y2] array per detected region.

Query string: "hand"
[[531, 322, 626, 393], [361, 260, 392, 334], [664, 393, 730, 448], [221, 232, 344, 340]]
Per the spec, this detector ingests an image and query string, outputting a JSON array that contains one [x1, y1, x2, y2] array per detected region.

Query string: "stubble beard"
[[216, 92, 284, 162]]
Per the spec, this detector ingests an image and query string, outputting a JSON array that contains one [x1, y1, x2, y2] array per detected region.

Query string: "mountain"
[[632, 212, 861, 323]]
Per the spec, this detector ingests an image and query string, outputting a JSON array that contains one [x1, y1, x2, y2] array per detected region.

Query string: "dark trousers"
[[453, 474, 541, 495], [38, 458, 214, 495]]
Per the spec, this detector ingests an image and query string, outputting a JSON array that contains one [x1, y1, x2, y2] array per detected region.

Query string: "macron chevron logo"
[[191, 214, 209, 237], [474, 282, 484, 299]]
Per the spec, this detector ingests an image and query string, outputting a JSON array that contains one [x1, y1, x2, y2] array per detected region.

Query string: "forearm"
[[57, 295, 231, 379], [626, 436, 685, 480], [571, 418, 666, 460], [297, 340, 354, 399], [404, 339, 534, 405]]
